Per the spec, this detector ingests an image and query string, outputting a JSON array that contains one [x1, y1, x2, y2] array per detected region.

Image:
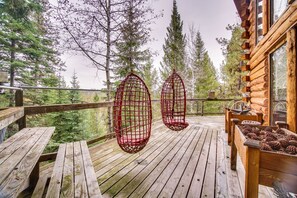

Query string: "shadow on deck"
[[39, 116, 276, 198]]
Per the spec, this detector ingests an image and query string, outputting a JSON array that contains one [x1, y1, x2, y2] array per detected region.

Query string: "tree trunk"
[[9, 39, 16, 107], [106, 0, 112, 134]]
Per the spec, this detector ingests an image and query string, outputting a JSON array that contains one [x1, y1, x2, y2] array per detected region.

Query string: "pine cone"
[[276, 128, 286, 135], [261, 143, 273, 151], [279, 139, 290, 148], [265, 136, 275, 142], [265, 126, 273, 132], [289, 140, 297, 147], [252, 127, 260, 134], [287, 134, 297, 141], [260, 130, 266, 135], [243, 125, 252, 131], [266, 132, 277, 140], [267, 141, 281, 150], [285, 145, 297, 155], [247, 133, 257, 139], [252, 136, 262, 141], [242, 129, 250, 135]]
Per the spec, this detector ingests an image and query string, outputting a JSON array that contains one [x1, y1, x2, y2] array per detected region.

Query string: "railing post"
[[201, 101, 204, 116], [196, 100, 199, 115], [15, 90, 26, 130]]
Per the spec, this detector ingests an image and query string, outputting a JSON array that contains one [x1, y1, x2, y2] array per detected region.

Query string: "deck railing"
[[0, 86, 240, 131]]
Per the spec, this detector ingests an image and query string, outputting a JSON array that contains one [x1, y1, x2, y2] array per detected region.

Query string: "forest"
[[0, 0, 246, 152]]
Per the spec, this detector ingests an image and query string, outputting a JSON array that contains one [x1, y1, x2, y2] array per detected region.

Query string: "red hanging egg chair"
[[161, 70, 189, 131], [113, 73, 152, 153]]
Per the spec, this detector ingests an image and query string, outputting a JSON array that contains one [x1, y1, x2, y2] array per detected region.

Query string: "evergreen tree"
[[142, 55, 159, 98], [160, 0, 186, 79], [217, 24, 244, 98], [114, 0, 154, 80], [0, 0, 63, 105]]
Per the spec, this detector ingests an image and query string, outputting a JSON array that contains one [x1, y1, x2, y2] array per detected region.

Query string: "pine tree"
[[142, 55, 159, 98], [0, 0, 63, 105], [160, 0, 186, 79], [114, 0, 154, 80], [217, 24, 244, 98]]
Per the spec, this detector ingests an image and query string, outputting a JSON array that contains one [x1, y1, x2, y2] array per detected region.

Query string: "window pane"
[[256, 0, 263, 43], [271, 0, 287, 24], [271, 44, 287, 125]]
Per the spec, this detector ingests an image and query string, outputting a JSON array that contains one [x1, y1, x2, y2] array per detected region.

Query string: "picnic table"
[[0, 127, 55, 197]]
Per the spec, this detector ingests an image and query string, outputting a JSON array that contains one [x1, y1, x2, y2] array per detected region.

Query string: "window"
[[271, 0, 287, 25], [270, 44, 287, 125], [256, 0, 263, 43]]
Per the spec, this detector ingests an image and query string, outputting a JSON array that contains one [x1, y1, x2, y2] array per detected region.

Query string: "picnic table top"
[[0, 127, 55, 197]]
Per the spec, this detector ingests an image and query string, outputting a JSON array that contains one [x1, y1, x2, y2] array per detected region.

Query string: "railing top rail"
[[0, 86, 23, 91], [19, 86, 111, 92]]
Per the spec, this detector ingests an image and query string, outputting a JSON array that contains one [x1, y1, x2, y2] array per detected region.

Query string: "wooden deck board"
[[37, 116, 278, 198]]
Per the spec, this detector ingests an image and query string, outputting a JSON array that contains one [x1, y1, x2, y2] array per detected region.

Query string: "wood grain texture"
[[0, 107, 24, 130], [0, 127, 54, 197], [286, 28, 297, 132]]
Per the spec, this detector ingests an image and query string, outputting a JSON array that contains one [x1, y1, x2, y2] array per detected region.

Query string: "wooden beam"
[[242, 76, 250, 82], [0, 107, 24, 130], [241, 65, 251, 71], [241, 31, 250, 39], [262, 0, 269, 35], [251, 98, 268, 107], [241, 53, 251, 60], [242, 87, 251, 92], [241, 20, 251, 29], [250, 90, 268, 98], [15, 90, 26, 130], [24, 102, 114, 115], [251, 82, 268, 91], [242, 42, 250, 50], [286, 28, 297, 133]]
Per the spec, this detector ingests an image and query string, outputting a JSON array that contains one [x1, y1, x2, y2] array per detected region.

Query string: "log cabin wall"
[[234, 0, 297, 131]]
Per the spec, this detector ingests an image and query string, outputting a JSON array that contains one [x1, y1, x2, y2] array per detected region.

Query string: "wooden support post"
[[201, 101, 204, 116], [244, 140, 261, 198], [196, 101, 199, 115], [29, 162, 39, 189], [15, 90, 26, 130], [286, 28, 297, 133], [230, 119, 240, 170], [225, 108, 230, 133]]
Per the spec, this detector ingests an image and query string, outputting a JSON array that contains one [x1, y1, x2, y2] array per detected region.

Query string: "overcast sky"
[[61, 0, 240, 89]]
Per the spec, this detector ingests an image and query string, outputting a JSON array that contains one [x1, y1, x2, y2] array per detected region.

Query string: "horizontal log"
[[242, 42, 250, 50], [242, 8, 250, 20], [0, 107, 24, 130], [242, 97, 251, 102], [241, 65, 251, 71], [251, 82, 268, 91], [242, 76, 250, 82], [250, 1, 297, 67], [251, 103, 269, 114], [251, 97, 268, 107], [250, 75, 268, 86], [242, 86, 251, 92], [250, 67, 268, 81], [241, 53, 251, 60], [250, 57, 266, 71], [25, 102, 114, 115], [242, 31, 250, 39], [251, 90, 268, 98]]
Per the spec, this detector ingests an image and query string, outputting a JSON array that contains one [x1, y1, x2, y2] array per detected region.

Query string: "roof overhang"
[[233, 0, 251, 20]]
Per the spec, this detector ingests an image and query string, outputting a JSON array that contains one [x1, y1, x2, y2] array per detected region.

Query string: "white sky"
[[61, 0, 240, 89]]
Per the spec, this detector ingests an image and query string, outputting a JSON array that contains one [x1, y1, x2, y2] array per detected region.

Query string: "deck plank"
[[172, 127, 212, 198], [94, 129, 170, 179], [60, 142, 74, 197], [129, 126, 198, 197], [144, 127, 203, 197], [102, 126, 193, 197], [187, 128, 214, 197], [46, 144, 66, 198], [201, 129, 218, 197], [74, 141, 88, 198], [158, 127, 207, 198], [215, 129, 229, 197]]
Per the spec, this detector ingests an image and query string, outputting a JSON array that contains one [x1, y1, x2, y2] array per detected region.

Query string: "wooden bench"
[[45, 141, 102, 198], [0, 127, 55, 197]]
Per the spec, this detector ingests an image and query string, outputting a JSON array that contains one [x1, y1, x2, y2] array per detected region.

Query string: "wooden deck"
[[38, 116, 277, 198]]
